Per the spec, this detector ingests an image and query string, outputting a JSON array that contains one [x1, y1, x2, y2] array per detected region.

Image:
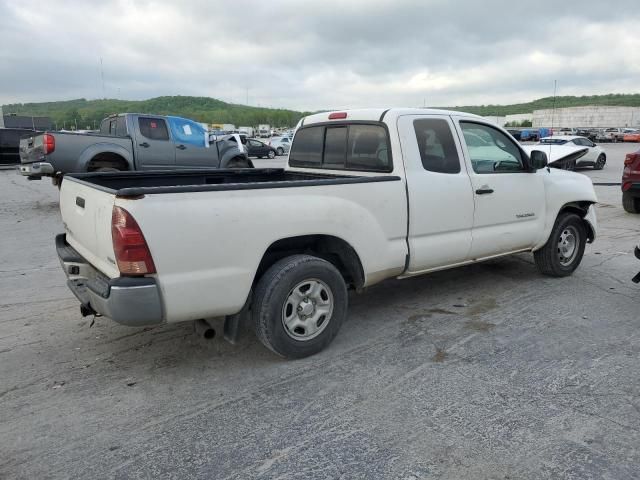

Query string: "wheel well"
[[87, 153, 128, 171], [255, 235, 365, 289], [558, 201, 595, 242]]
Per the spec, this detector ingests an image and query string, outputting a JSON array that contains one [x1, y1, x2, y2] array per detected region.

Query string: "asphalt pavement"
[[1, 145, 639, 479]]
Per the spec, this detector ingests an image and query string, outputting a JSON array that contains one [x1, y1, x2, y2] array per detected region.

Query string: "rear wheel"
[[252, 255, 348, 358], [276, 147, 284, 156], [534, 213, 586, 277], [623, 192, 640, 214], [594, 154, 606, 170]]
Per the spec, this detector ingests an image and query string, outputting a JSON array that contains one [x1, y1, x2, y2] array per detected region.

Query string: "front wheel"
[[594, 154, 606, 170], [276, 147, 284, 156], [268, 150, 276, 159], [252, 255, 348, 358], [534, 213, 586, 277], [227, 157, 252, 168]]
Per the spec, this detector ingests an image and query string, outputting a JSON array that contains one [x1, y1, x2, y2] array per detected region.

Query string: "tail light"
[[111, 206, 156, 276], [624, 152, 639, 166], [43, 133, 55, 154]]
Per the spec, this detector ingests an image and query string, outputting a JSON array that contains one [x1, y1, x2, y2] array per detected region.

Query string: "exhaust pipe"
[[194, 319, 216, 339]]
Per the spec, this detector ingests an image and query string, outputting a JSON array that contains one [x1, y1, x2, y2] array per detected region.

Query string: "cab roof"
[[301, 108, 484, 126]]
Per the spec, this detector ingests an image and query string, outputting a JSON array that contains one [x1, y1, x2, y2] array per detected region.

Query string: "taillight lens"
[[43, 133, 55, 154], [624, 152, 639, 166], [111, 206, 156, 276]]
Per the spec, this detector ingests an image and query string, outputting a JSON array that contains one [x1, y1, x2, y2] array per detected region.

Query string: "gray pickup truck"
[[17, 113, 251, 184]]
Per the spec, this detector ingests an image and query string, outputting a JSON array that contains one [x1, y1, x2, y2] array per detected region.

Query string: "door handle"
[[139, 142, 149, 148], [475, 188, 494, 195], [176, 144, 186, 150]]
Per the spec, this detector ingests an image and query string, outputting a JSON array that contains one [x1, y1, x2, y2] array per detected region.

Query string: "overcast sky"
[[1, 0, 640, 111]]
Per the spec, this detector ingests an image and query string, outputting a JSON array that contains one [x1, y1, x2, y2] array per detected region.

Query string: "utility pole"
[[100, 57, 106, 99]]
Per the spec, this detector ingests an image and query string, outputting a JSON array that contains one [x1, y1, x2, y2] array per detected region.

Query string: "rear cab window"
[[289, 123, 392, 172], [138, 117, 170, 141]]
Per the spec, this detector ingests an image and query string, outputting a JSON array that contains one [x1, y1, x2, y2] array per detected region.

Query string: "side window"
[[346, 124, 390, 171], [413, 118, 461, 173], [323, 127, 347, 168], [289, 126, 323, 167], [282, 138, 289, 143], [109, 120, 117, 136], [168, 118, 205, 146], [99, 120, 110, 135], [138, 117, 169, 141], [460, 122, 524, 174], [115, 116, 127, 136]]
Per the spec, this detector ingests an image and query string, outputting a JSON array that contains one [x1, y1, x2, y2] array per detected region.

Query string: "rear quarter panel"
[[120, 180, 408, 323]]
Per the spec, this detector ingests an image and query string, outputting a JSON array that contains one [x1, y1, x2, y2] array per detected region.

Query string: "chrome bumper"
[[17, 162, 54, 178], [56, 234, 164, 326]]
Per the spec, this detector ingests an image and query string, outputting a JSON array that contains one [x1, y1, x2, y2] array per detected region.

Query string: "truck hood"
[[522, 144, 589, 169]]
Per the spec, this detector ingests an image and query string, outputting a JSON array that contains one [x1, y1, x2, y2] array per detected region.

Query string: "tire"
[[227, 157, 251, 168], [95, 167, 120, 172], [594, 154, 606, 170], [268, 150, 276, 159], [623, 192, 640, 214], [252, 254, 348, 358], [533, 213, 586, 277], [257, 156, 263, 159], [276, 147, 284, 156]]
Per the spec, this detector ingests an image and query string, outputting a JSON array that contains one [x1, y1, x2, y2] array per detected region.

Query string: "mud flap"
[[223, 294, 251, 345]]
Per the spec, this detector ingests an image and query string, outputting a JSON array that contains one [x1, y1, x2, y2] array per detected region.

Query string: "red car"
[[622, 149, 640, 213], [623, 131, 640, 142]]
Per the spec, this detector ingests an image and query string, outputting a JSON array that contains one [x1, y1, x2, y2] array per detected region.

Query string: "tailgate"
[[19, 133, 45, 164], [60, 178, 120, 278]]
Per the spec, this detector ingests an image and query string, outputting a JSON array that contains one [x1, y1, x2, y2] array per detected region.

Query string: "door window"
[[460, 122, 524, 173], [138, 117, 169, 141], [168, 117, 206, 146], [413, 118, 460, 173]]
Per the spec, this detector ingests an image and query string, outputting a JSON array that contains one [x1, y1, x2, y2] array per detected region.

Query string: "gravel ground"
[[1, 145, 639, 479]]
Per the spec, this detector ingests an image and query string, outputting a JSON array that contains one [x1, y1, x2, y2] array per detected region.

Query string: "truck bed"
[[66, 168, 400, 196]]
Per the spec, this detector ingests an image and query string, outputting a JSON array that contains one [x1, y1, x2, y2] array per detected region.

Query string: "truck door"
[[168, 117, 220, 168], [454, 119, 546, 259], [397, 115, 474, 273], [133, 116, 175, 169]]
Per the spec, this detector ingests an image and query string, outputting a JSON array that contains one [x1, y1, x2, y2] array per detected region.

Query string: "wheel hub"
[[282, 279, 334, 341], [557, 227, 578, 266]]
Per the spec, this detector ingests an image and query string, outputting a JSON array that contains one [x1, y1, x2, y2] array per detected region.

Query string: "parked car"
[[54, 107, 597, 358], [520, 129, 539, 141], [506, 129, 521, 141], [538, 136, 606, 169], [17, 114, 252, 184], [622, 148, 640, 213], [246, 138, 277, 159], [596, 128, 628, 143], [0, 128, 37, 165], [269, 136, 292, 155], [623, 130, 640, 142]]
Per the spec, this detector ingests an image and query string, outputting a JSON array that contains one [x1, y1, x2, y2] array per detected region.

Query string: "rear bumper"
[[16, 162, 54, 178], [56, 234, 164, 326]]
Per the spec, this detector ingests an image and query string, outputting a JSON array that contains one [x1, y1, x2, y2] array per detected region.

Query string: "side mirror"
[[208, 134, 218, 143], [530, 150, 548, 170]]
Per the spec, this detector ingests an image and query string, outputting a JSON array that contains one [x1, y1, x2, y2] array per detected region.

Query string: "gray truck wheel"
[[623, 192, 640, 213], [227, 157, 252, 168], [533, 213, 586, 277], [252, 255, 348, 358]]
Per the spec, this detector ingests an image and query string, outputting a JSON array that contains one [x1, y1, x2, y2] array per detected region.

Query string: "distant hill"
[[4, 93, 640, 129], [442, 93, 640, 117], [1, 96, 309, 130]]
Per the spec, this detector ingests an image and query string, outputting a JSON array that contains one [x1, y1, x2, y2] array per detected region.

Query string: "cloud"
[[1, 0, 639, 110]]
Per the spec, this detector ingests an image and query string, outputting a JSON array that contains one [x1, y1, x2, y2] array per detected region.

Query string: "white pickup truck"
[[56, 108, 597, 358]]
